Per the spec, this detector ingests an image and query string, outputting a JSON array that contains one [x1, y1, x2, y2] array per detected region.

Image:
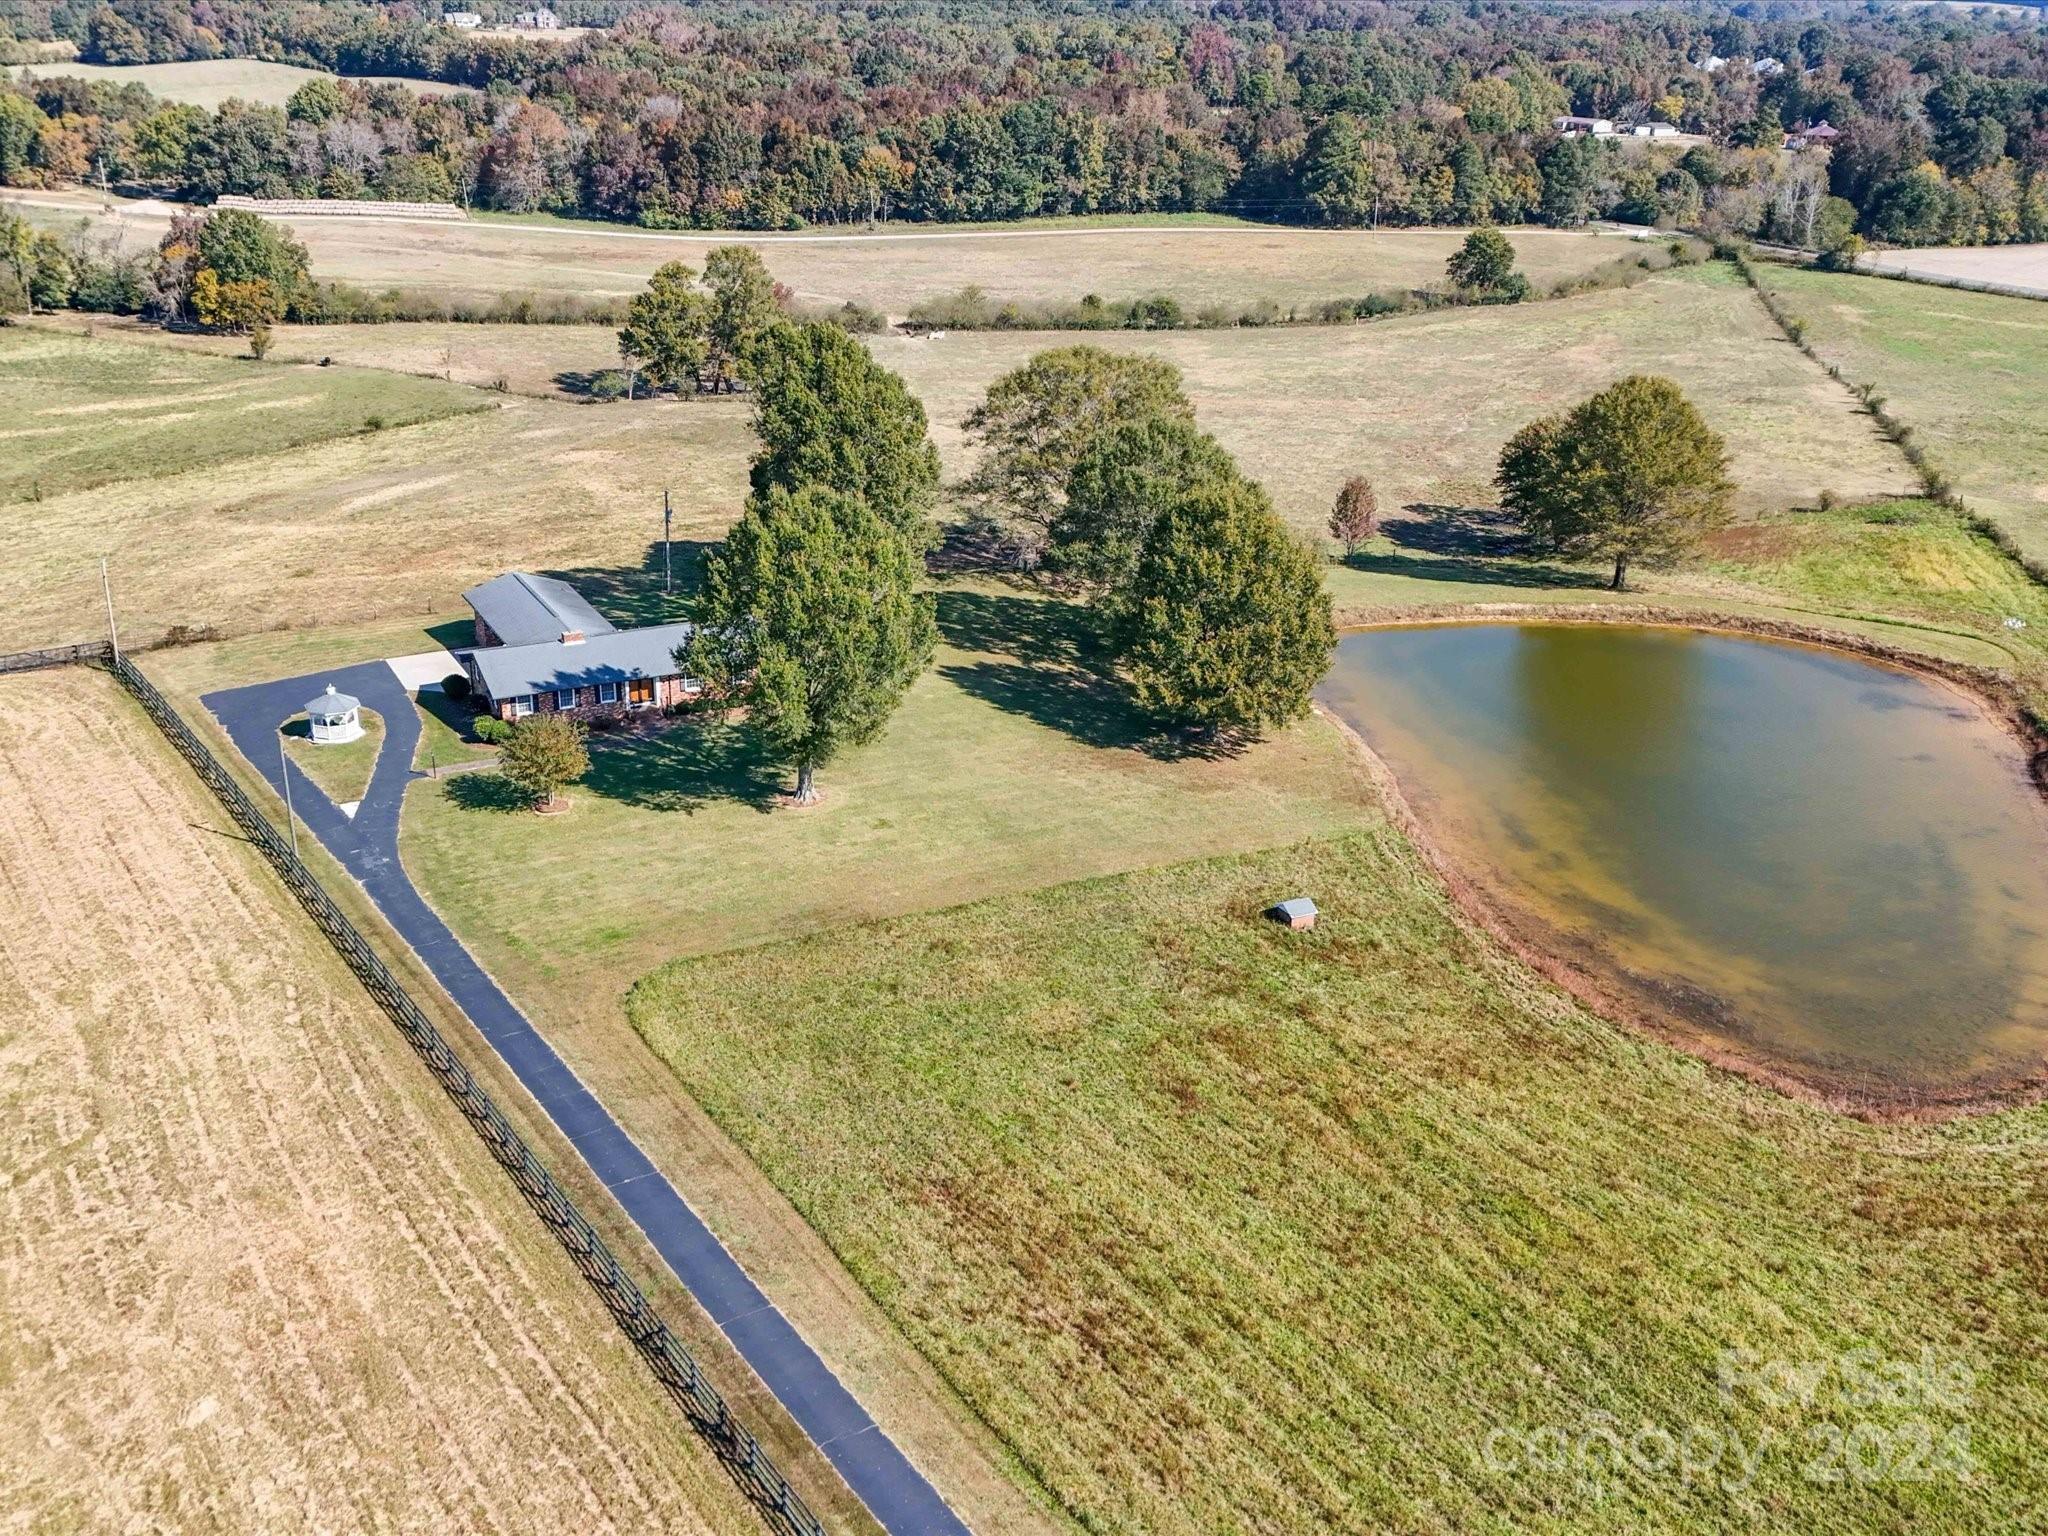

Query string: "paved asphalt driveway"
[[205, 663, 972, 1536]]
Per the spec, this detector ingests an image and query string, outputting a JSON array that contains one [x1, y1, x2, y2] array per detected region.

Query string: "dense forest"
[[2, 0, 2047, 246]]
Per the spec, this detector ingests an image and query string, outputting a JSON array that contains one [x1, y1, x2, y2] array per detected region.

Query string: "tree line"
[[1, 0, 2045, 246]]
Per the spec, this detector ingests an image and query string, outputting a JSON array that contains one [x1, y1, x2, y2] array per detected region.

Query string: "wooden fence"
[[2, 643, 828, 1536]]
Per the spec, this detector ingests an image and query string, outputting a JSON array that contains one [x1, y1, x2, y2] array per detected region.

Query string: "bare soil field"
[[1860, 242, 2048, 298], [14, 187, 1647, 313], [8, 58, 474, 107], [874, 263, 1910, 532], [0, 669, 759, 1534]]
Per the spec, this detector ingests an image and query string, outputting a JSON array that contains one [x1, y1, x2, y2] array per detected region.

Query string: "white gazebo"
[[306, 684, 364, 745]]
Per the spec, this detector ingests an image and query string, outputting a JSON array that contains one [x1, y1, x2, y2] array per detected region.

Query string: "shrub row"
[[901, 238, 1703, 334]]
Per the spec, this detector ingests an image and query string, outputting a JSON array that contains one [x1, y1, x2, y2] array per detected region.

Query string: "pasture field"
[[625, 832, 2048, 1536], [0, 327, 752, 652], [874, 263, 1909, 532], [8, 58, 474, 106], [0, 669, 760, 1534], [1751, 263, 2048, 565], [0, 327, 483, 505], [15, 187, 1647, 312]]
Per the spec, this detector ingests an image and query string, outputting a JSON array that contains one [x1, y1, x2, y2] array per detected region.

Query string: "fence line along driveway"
[[205, 663, 973, 1536]]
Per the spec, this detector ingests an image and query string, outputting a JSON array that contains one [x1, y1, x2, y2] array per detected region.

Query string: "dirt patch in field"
[[0, 670, 760, 1533]]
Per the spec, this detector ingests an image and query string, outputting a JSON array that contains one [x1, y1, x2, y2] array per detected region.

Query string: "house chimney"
[[560, 629, 585, 645]]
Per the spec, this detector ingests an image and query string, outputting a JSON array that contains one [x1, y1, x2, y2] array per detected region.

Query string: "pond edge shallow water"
[[1320, 602, 2048, 1122]]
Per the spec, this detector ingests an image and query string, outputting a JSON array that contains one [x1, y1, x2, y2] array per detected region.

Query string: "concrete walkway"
[[205, 664, 972, 1536]]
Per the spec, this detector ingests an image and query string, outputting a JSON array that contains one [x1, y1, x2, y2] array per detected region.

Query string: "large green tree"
[[195, 209, 308, 302], [687, 486, 936, 804], [747, 320, 940, 537], [1445, 227, 1520, 296], [1048, 412, 1242, 593], [499, 713, 590, 811], [963, 345, 1192, 557], [1495, 374, 1733, 590], [617, 259, 710, 393], [702, 245, 779, 392], [1112, 477, 1335, 739]]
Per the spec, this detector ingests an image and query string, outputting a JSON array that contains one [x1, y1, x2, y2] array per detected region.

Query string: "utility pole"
[[279, 734, 300, 859], [100, 557, 120, 661], [663, 488, 673, 596]]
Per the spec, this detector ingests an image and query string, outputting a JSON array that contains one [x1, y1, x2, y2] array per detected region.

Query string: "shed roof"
[[463, 572, 616, 648], [307, 684, 359, 717], [1273, 897, 1318, 920], [469, 622, 697, 700]]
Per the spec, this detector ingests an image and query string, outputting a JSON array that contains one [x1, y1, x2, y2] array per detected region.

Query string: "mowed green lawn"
[[1751, 265, 2048, 566], [0, 328, 484, 505], [400, 585, 1378, 996], [627, 832, 2048, 1535]]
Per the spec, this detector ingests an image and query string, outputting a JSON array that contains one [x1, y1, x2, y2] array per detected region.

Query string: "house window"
[[597, 681, 620, 705], [554, 688, 578, 711], [680, 675, 703, 697], [508, 695, 535, 718], [628, 677, 655, 708]]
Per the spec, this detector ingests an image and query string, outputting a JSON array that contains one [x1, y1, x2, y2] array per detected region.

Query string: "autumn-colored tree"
[[1328, 476, 1379, 556]]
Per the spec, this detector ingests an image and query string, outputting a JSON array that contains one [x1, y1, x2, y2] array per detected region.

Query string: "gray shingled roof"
[[307, 684, 359, 718], [469, 622, 697, 701], [463, 571, 617, 648]]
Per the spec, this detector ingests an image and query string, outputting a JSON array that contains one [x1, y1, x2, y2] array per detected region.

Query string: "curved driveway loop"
[[205, 664, 972, 1536]]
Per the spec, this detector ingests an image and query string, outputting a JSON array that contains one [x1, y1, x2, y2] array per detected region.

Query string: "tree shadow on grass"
[[581, 719, 785, 813], [543, 540, 707, 627], [445, 771, 530, 812], [1344, 502, 1608, 589], [934, 587, 1240, 761]]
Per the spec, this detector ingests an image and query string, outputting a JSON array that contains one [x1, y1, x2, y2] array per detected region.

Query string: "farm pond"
[[1318, 623, 2048, 1105]]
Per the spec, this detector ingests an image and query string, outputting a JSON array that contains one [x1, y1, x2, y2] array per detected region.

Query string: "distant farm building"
[[442, 10, 482, 26], [462, 572, 701, 722], [1554, 115, 1617, 138], [513, 7, 560, 26], [1631, 121, 1680, 138], [1784, 120, 1842, 150]]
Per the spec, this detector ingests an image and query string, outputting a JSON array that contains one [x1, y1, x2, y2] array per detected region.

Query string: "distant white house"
[[1695, 54, 1727, 74], [1554, 115, 1617, 138], [442, 10, 482, 26], [513, 7, 560, 26], [1631, 121, 1680, 138], [1752, 56, 1786, 78]]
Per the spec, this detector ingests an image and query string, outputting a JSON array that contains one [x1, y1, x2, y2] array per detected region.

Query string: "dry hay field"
[[873, 261, 1911, 533], [0, 326, 753, 652], [0, 669, 759, 1533], [1753, 262, 2048, 566], [19, 188, 1645, 313], [1859, 243, 2048, 296], [7, 58, 474, 107]]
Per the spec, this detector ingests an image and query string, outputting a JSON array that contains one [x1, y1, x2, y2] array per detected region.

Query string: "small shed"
[[1269, 897, 1319, 931], [306, 684, 364, 745]]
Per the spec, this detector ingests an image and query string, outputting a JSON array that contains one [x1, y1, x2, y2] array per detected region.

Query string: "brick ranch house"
[[462, 571, 703, 722]]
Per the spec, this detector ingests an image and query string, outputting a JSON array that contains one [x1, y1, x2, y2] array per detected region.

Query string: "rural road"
[[205, 663, 973, 1536]]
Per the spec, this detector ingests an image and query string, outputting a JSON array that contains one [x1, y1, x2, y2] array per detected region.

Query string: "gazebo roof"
[[307, 683, 360, 718]]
